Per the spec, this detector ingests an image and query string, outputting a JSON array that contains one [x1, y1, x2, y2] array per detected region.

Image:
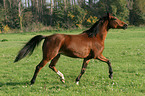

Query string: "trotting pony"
[[14, 13, 128, 85]]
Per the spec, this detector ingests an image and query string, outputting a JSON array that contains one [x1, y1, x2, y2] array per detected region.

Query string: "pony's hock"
[[14, 13, 127, 84]]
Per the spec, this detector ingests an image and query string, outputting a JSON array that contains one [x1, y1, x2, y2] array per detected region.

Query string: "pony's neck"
[[96, 20, 109, 43]]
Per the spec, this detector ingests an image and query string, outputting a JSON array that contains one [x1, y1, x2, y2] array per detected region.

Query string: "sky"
[[22, 0, 99, 7]]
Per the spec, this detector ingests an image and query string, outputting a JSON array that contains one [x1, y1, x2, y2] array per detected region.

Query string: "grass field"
[[0, 27, 145, 96]]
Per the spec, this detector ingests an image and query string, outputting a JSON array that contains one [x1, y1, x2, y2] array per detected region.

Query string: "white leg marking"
[[76, 81, 79, 85], [57, 70, 65, 80]]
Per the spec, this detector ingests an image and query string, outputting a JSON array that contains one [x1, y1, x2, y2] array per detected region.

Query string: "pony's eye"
[[111, 18, 117, 20]]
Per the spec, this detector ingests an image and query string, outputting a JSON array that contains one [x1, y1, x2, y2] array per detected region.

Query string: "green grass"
[[0, 27, 145, 96]]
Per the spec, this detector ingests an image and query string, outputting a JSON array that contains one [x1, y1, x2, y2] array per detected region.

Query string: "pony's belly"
[[59, 49, 90, 58]]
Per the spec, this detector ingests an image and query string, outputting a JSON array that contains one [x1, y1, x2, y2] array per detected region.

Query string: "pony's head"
[[107, 13, 128, 29], [85, 13, 128, 37]]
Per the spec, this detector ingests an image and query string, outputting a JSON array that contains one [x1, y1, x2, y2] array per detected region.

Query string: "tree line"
[[0, 0, 144, 33]]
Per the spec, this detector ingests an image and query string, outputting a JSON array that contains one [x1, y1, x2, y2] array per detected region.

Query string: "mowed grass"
[[0, 27, 145, 96]]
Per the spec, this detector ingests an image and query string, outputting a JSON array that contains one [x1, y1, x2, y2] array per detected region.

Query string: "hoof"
[[109, 75, 113, 79], [76, 81, 79, 85], [61, 78, 65, 83], [30, 80, 35, 85]]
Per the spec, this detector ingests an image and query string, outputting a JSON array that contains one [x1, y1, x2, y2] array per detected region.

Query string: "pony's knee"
[[36, 65, 40, 70], [81, 68, 86, 74], [49, 65, 54, 69], [107, 60, 111, 64], [36, 62, 47, 70], [36, 65, 44, 71]]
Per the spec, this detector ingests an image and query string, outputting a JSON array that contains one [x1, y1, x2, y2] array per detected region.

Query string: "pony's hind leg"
[[49, 54, 65, 83], [31, 59, 49, 84]]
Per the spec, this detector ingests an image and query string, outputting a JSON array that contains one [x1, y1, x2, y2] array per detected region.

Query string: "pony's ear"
[[107, 12, 110, 20]]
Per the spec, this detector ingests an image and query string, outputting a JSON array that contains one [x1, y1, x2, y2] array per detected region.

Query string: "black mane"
[[84, 16, 107, 37]]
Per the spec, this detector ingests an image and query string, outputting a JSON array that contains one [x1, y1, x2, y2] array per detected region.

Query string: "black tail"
[[14, 35, 46, 62]]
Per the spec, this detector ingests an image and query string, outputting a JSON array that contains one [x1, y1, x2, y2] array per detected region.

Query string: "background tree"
[[126, 0, 134, 24], [96, 0, 129, 22], [130, 0, 145, 26], [0, 0, 144, 33]]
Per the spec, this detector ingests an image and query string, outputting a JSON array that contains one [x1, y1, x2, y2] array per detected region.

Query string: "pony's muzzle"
[[123, 24, 128, 29]]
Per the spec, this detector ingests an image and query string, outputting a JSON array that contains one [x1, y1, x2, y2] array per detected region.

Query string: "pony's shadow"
[[0, 81, 30, 87]]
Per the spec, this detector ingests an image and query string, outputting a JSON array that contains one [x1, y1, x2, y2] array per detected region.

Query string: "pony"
[[14, 13, 128, 85]]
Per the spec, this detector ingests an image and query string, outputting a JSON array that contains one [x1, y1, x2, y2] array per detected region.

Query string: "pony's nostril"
[[123, 24, 128, 29], [125, 24, 128, 26]]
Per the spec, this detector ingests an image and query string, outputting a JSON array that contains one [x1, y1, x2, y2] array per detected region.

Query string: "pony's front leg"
[[76, 59, 90, 85], [97, 54, 113, 79]]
